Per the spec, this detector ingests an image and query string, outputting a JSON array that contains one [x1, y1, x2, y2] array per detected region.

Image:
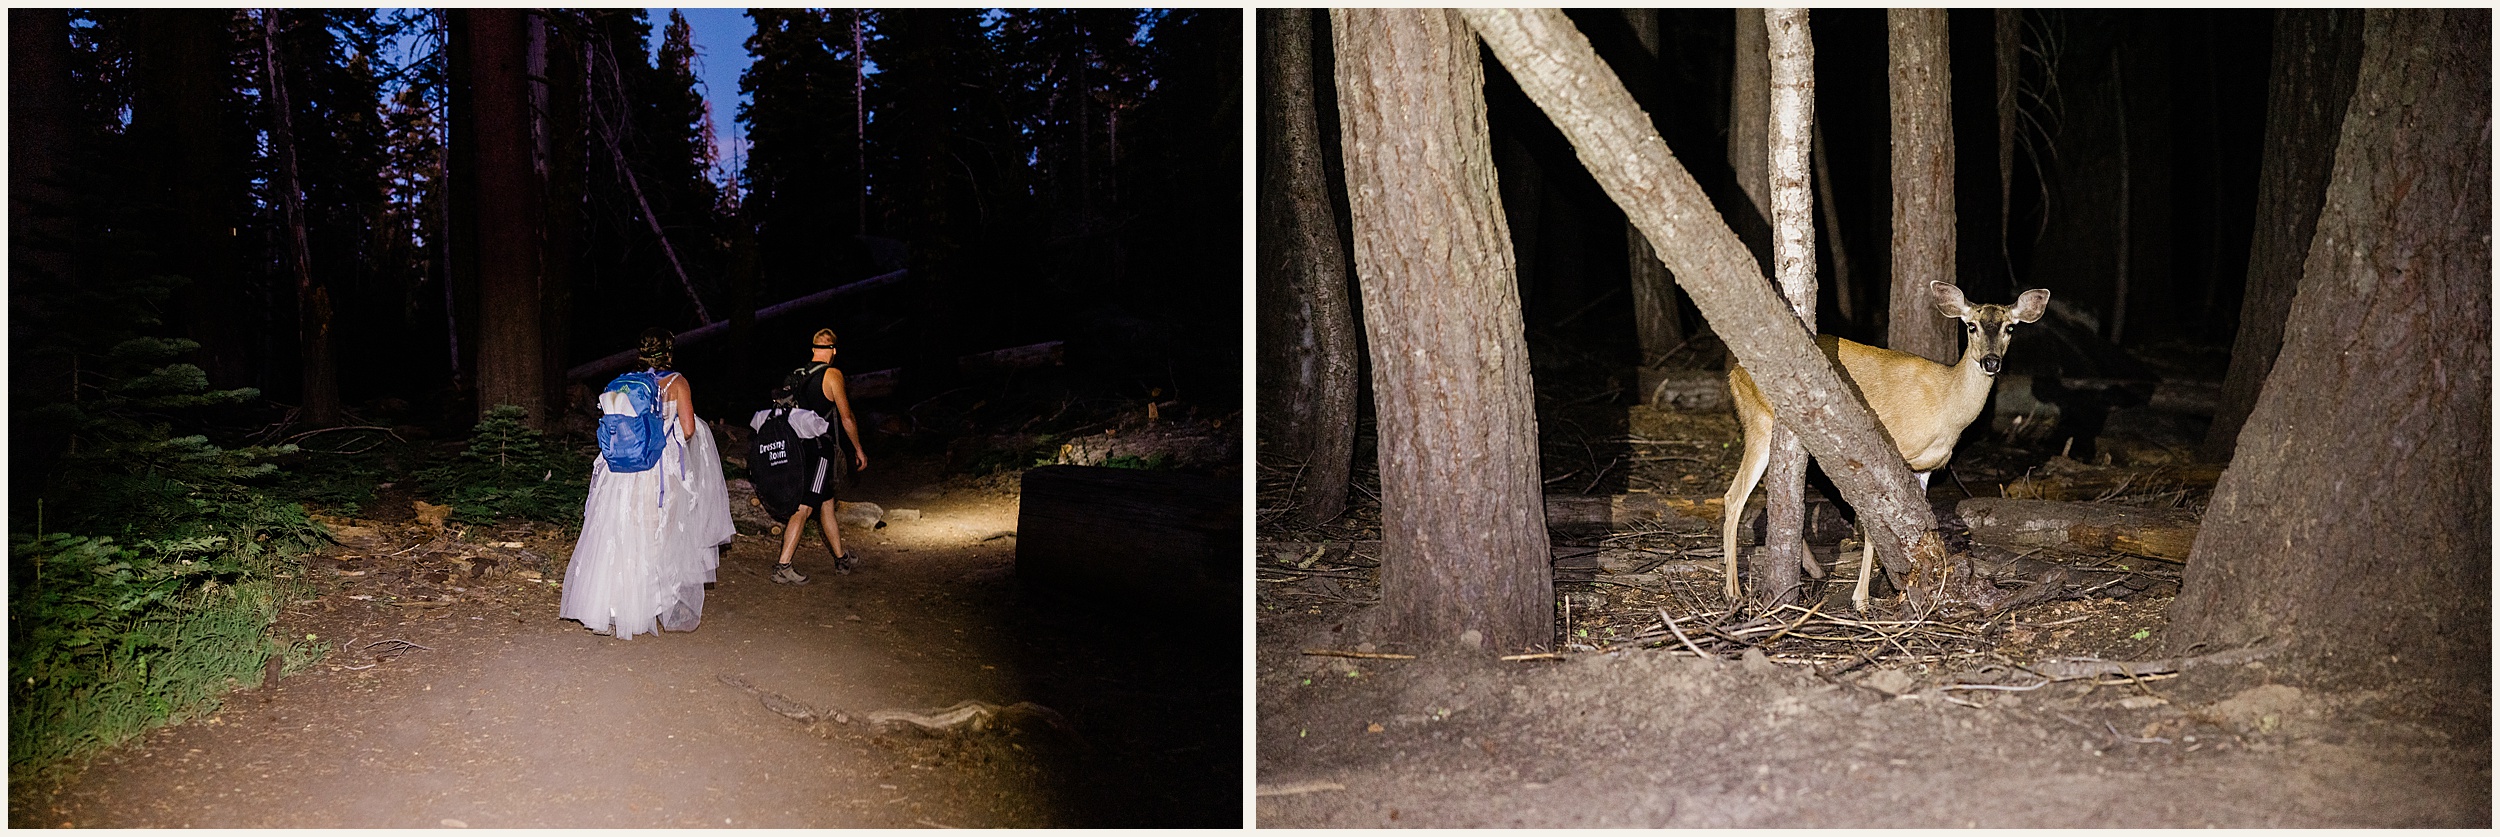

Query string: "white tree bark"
[[1754, 8, 1819, 603]]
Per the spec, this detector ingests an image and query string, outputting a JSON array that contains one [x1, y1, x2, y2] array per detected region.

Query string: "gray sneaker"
[[772, 563, 810, 585]]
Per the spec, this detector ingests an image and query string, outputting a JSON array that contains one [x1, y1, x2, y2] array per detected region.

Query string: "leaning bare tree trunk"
[[1886, 9, 1960, 364], [2167, 9, 2489, 685], [263, 10, 340, 427], [1462, 9, 1943, 589], [2198, 10, 2365, 462], [1751, 8, 1818, 606], [1622, 9, 1684, 367], [1332, 8, 1552, 654], [1258, 9, 1360, 525]]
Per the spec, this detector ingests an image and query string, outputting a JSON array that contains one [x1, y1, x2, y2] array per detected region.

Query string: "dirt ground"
[[1254, 368, 2490, 828], [1255, 597, 2487, 827], [10, 442, 1239, 828]]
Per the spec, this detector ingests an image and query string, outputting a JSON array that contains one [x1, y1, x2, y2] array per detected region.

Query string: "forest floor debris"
[[1255, 366, 2488, 826]]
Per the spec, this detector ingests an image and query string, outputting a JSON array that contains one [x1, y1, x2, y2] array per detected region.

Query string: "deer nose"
[[1979, 354, 2003, 375]]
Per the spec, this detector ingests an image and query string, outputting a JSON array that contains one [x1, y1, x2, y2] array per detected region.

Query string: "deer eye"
[[1965, 323, 1978, 334]]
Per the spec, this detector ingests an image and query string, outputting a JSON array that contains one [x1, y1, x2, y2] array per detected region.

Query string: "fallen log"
[[1958, 497, 2200, 562], [1544, 492, 1853, 544], [958, 340, 1065, 374], [2000, 460, 2224, 501], [564, 269, 908, 382], [844, 367, 901, 400], [1639, 367, 1733, 412]]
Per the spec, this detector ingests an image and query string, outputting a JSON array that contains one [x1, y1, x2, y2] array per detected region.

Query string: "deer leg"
[[1721, 423, 1774, 603], [1853, 536, 1875, 612]]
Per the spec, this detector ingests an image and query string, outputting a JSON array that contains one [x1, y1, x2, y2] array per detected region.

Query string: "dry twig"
[[1300, 649, 1416, 660]]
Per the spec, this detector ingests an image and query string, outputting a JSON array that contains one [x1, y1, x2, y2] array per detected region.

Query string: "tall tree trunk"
[[727, 211, 762, 406], [445, 10, 481, 394], [2107, 50, 2132, 344], [539, 13, 584, 418], [854, 9, 867, 238], [1994, 9, 2019, 285], [1463, 9, 1944, 590], [136, 11, 246, 389], [2167, 9, 2489, 686], [1257, 9, 1360, 525], [2199, 10, 2365, 462], [1621, 8, 1685, 366], [264, 10, 340, 427], [10, 8, 79, 427], [1886, 9, 1960, 364], [1331, 8, 1551, 654], [1752, 8, 1818, 605], [466, 8, 547, 426], [1728, 11, 1771, 225], [1812, 115, 1853, 326]]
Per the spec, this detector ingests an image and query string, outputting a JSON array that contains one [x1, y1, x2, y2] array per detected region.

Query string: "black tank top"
[[795, 364, 837, 422]]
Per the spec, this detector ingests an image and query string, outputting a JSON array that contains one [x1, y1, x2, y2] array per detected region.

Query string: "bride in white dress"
[[561, 329, 734, 639]]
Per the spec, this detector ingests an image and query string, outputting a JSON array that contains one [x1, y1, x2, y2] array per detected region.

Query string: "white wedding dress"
[[560, 382, 733, 639]]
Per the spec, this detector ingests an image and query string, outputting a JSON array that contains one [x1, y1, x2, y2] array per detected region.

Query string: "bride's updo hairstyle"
[[637, 327, 675, 372]]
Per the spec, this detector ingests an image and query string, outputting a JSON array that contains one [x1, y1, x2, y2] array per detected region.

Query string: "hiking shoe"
[[772, 563, 810, 585], [834, 552, 858, 575]]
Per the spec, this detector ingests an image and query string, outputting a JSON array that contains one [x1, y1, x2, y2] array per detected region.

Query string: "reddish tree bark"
[[263, 10, 340, 427], [1332, 8, 1551, 654], [1887, 9, 1961, 365], [2199, 10, 2365, 462], [2168, 9, 2489, 685], [465, 9, 547, 426], [1257, 8, 1360, 525]]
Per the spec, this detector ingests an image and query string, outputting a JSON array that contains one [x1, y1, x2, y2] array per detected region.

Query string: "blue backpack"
[[596, 371, 669, 473]]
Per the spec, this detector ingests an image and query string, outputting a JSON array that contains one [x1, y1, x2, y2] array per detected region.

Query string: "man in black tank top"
[[771, 329, 870, 583]]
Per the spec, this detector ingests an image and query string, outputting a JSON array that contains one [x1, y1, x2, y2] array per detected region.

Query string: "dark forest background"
[[1263, 8, 2279, 510], [8, 7, 1238, 780], [13, 6, 1239, 459], [1500, 9, 2264, 373]]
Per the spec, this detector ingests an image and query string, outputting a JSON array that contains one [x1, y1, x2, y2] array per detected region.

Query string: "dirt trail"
[[12, 453, 1239, 828], [1255, 578, 2489, 829]]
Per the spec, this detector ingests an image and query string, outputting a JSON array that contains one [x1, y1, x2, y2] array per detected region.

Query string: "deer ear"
[[2012, 288, 2051, 323], [1929, 281, 1972, 318]]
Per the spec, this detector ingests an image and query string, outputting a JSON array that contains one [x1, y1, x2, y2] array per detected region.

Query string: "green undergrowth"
[[1099, 452, 1174, 470], [10, 382, 330, 782], [409, 404, 592, 529], [270, 427, 415, 517]]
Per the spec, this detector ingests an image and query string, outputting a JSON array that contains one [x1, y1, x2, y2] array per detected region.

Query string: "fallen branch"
[[1299, 649, 1416, 660], [1256, 780, 1347, 797], [2023, 641, 2275, 681], [1658, 607, 1710, 659], [717, 673, 1085, 749]]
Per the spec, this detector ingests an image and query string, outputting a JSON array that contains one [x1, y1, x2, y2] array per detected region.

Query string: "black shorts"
[[761, 436, 850, 521]]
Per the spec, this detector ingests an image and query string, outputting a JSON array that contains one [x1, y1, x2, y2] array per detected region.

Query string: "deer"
[[1722, 281, 2050, 610]]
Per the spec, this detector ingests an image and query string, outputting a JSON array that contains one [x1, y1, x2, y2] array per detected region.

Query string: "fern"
[[410, 405, 592, 527]]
